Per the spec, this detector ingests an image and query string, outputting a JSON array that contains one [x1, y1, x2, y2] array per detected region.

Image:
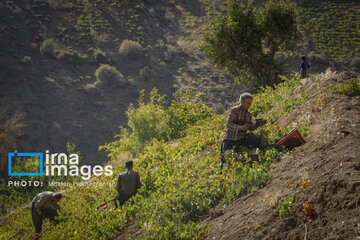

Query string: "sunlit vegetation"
[[332, 79, 360, 96], [0, 73, 316, 239]]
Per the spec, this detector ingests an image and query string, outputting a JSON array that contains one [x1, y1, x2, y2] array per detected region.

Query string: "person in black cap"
[[113, 160, 141, 208], [31, 191, 62, 238]]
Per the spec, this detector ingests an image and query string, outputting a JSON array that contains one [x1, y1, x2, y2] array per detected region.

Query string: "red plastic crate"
[[274, 129, 306, 150]]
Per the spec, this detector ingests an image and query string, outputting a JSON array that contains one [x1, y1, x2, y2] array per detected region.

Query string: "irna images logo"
[[8, 150, 113, 180], [8, 150, 43, 176]]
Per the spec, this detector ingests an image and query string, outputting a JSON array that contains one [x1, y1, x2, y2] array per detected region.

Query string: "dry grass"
[[295, 69, 345, 96], [0, 111, 25, 178], [279, 68, 357, 149], [312, 68, 346, 83]]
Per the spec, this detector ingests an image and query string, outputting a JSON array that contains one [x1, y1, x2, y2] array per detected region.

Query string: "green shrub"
[[119, 39, 143, 60], [95, 64, 125, 86], [167, 90, 214, 139], [101, 88, 214, 155], [332, 79, 360, 96], [126, 89, 169, 151], [40, 39, 56, 56], [279, 194, 294, 219]]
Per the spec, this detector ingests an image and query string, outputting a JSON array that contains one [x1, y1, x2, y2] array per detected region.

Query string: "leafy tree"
[[200, 0, 302, 86]]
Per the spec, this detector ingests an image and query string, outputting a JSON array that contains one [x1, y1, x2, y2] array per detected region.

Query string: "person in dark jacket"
[[300, 56, 310, 78], [114, 160, 141, 208], [31, 191, 62, 237]]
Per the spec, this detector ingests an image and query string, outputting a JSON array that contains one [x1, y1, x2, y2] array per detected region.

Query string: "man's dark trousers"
[[220, 134, 260, 165], [113, 192, 131, 208], [31, 202, 58, 234]]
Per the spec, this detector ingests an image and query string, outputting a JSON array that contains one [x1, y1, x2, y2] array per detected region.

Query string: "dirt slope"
[[202, 71, 360, 240]]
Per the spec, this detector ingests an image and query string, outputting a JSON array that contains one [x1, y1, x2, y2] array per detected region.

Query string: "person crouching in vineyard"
[[31, 191, 62, 239], [114, 160, 141, 208], [220, 93, 267, 168]]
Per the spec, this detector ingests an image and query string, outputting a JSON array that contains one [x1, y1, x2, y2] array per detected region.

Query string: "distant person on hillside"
[[31, 191, 62, 238], [300, 56, 310, 78], [114, 160, 141, 208], [220, 93, 267, 168]]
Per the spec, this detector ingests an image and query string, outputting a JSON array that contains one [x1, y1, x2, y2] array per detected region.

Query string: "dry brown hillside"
[[202, 70, 360, 240]]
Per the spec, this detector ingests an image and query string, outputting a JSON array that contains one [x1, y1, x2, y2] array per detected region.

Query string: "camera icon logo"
[[8, 150, 43, 176]]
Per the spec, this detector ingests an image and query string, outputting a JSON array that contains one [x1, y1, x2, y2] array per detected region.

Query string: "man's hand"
[[240, 123, 250, 131], [255, 118, 268, 127]]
